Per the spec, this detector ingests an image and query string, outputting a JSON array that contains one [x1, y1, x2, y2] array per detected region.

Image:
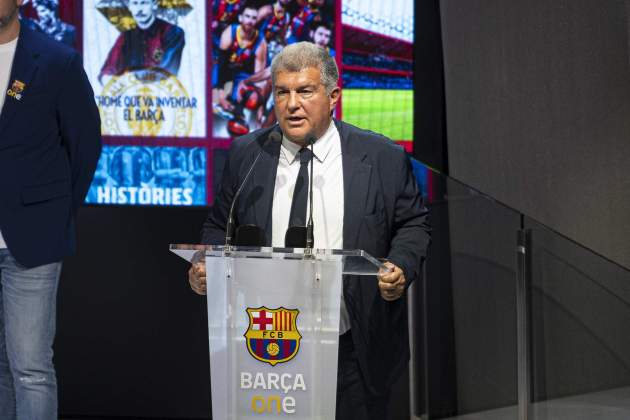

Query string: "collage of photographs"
[[18, 0, 414, 206]]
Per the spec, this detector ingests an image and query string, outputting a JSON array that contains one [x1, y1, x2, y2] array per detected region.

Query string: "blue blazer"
[[0, 24, 102, 268], [202, 120, 430, 395]]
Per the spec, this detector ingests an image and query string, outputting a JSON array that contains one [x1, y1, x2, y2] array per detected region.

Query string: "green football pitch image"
[[342, 89, 413, 141]]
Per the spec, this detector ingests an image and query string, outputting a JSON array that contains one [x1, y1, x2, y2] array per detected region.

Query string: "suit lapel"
[[0, 25, 39, 137], [338, 120, 372, 250], [252, 130, 281, 246]]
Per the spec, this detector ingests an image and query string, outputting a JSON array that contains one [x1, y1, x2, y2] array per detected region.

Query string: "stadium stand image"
[[341, 0, 413, 146]]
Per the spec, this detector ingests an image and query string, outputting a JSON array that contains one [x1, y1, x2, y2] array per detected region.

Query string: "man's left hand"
[[378, 262, 406, 301]]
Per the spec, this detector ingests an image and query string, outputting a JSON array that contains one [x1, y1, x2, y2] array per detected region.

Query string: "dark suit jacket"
[[202, 120, 430, 395], [0, 24, 102, 268]]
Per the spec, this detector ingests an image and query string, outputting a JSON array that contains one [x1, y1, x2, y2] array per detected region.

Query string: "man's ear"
[[329, 86, 341, 111]]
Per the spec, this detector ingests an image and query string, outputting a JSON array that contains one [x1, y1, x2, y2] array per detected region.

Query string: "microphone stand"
[[304, 136, 315, 258], [225, 131, 281, 252]]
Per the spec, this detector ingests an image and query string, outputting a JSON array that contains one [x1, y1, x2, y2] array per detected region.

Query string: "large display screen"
[[20, 0, 414, 206], [341, 0, 413, 145]]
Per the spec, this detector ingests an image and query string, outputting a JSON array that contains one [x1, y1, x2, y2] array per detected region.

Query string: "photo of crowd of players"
[[86, 146, 207, 205], [211, 0, 335, 138], [18, 0, 76, 47]]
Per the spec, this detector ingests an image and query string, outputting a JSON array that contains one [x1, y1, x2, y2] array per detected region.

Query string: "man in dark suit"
[[189, 42, 429, 419], [0, 2, 101, 418]]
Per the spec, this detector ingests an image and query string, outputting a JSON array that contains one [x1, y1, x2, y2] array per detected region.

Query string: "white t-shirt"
[[0, 36, 19, 249]]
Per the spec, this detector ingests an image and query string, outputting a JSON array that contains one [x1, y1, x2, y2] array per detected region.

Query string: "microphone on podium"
[[225, 131, 282, 248]]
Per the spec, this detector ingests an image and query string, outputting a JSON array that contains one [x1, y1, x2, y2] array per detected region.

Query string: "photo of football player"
[[212, 3, 267, 136], [153, 148, 190, 188], [99, 0, 185, 82], [109, 147, 154, 187], [286, 0, 323, 44], [22, 0, 76, 46], [189, 148, 207, 203], [310, 21, 334, 56], [212, 0, 242, 56], [257, 0, 291, 62]]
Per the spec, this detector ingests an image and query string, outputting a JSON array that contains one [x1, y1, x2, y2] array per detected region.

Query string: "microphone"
[[234, 224, 265, 246], [225, 131, 282, 247]]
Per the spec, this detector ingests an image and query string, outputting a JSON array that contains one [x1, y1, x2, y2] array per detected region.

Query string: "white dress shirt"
[[271, 121, 351, 333], [0, 37, 19, 249]]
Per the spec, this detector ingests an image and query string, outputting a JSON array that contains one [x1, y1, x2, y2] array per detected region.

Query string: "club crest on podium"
[[244, 307, 301, 366]]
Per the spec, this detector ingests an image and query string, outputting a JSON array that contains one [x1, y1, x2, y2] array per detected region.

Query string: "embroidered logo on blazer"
[[244, 307, 301, 366], [7, 80, 26, 101]]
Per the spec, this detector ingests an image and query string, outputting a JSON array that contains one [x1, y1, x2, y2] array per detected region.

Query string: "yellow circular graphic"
[[100, 69, 193, 137], [266, 342, 280, 356]]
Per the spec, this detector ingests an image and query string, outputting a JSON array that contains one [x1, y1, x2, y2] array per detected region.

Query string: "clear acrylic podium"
[[170, 244, 386, 419]]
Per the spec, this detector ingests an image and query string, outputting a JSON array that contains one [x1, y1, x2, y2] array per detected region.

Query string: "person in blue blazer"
[[189, 42, 430, 419], [0, 4, 101, 418]]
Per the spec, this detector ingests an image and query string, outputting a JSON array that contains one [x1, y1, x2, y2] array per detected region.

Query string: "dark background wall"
[[57, 206, 212, 418], [527, 218, 630, 402], [440, 0, 630, 270], [437, 0, 630, 416], [445, 186, 519, 414]]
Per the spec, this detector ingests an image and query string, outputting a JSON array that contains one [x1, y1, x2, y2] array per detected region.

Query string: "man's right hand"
[[188, 262, 207, 295]]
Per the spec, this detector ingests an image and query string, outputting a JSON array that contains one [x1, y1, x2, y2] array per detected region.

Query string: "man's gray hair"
[[271, 42, 339, 93]]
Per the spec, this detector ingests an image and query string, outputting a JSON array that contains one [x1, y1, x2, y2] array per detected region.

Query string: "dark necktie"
[[288, 148, 313, 227]]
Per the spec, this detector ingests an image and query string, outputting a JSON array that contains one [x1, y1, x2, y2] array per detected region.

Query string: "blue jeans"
[[0, 249, 61, 420]]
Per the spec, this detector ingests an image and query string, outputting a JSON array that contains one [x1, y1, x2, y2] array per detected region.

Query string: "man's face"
[[0, 0, 21, 30], [312, 26, 331, 47], [309, 0, 324, 7], [273, 2, 286, 16], [128, 0, 157, 29], [34, 3, 54, 23], [273, 67, 340, 144], [239, 7, 258, 33]]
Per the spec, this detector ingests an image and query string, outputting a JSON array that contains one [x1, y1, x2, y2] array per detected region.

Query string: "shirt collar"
[[281, 120, 338, 165], [0, 36, 18, 52]]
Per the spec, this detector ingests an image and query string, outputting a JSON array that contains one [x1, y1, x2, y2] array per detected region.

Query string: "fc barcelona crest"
[[6, 79, 26, 101], [11, 80, 25, 94], [244, 307, 301, 366]]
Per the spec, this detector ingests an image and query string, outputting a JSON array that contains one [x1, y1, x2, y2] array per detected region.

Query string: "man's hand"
[[188, 262, 207, 295], [378, 262, 406, 301]]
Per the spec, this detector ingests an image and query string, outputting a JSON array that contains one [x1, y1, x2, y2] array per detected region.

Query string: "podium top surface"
[[169, 244, 387, 276]]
